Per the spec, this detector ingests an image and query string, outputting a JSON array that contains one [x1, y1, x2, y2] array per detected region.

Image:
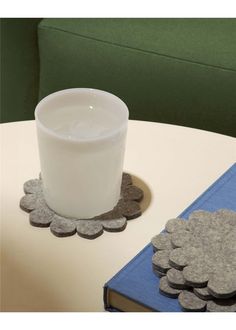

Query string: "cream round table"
[[1, 120, 235, 311]]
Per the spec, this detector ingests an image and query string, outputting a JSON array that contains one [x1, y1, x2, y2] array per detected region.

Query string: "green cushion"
[[1, 18, 41, 123], [38, 18, 236, 136]]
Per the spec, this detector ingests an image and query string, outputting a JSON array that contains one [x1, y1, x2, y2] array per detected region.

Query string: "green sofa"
[[1, 18, 236, 137]]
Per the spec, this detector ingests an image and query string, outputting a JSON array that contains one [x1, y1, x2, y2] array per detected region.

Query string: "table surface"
[[1, 120, 236, 312]]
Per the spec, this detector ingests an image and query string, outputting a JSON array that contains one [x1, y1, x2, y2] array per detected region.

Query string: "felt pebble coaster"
[[151, 209, 236, 312], [50, 216, 77, 237], [159, 277, 236, 312], [178, 291, 207, 312], [166, 268, 189, 289], [20, 173, 144, 240], [76, 220, 104, 239], [152, 250, 172, 273], [193, 287, 214, 300], [159, 276, 181, 298], [206, 299, 236, 312]]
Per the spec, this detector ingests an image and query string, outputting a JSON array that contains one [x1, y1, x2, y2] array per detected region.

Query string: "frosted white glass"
[[35, 88, 129, 218]]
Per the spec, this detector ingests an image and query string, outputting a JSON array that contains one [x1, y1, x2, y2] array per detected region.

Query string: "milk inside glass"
[[50, 105, 120, 139], [35, 89, 129, 219]]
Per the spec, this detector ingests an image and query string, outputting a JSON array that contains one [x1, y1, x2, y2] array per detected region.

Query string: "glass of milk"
[[35, 88, 129, 219]]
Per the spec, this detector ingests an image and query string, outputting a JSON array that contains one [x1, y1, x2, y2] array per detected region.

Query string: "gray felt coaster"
[[159, 276, 181, 298], [170, 213, 236, 297], [151, 209, 236, 312], [20, 173, 143, 239], [178, 291, 207, 312]]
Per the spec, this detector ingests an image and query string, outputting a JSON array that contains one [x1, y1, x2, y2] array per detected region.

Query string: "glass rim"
[[35, 88, 129, 143]]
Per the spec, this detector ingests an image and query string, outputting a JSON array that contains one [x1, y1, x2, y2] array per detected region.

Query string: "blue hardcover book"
[[104, 164, 236, 312]]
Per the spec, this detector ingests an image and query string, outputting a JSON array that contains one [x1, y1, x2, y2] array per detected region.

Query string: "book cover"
[[104, 163, 236, 312]]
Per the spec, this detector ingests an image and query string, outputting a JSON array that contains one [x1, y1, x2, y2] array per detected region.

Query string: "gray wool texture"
[[151, 209, 236, 312], [20, 173, 143, 240]]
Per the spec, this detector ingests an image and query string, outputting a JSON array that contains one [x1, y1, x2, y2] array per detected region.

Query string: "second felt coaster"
[[151, 209, 236, 312]]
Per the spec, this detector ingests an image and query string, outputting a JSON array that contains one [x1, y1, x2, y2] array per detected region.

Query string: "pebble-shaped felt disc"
[[178, 291, 207, 312], [165, 218, 188, 233], [167, 268, 188, 289], [29, 205, 55, 227], [222, 229, 236, 266], [118, 200, 142, 220], [152, 250, 171, 273], [151, 233, 172, 252], [183, 265, 209, 288], [187, 219, 210, 235], [23, 179, 42, 194], [94, 207, 123, 220], [215, 209, 236, 223], [207, 270, 236, 299], [121, 173, 132, 188], [159, 276, 181, 298], [187, 210, 214, 233], [206, 298, 236, 312], [190, 220, 224, 246], [169, 246, 204, 270], [50, 216, 76, 237], [171, 229, 192, 248], [169, 248, 188, 270], [188, 210, 213, 221], [77, 220, 103, 239], [153, 268, 166, 278], [102, 218, 127, 232], [20, 194, 38, 212], [193, 287, 213, 300], [122, 185, 144, 202]]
